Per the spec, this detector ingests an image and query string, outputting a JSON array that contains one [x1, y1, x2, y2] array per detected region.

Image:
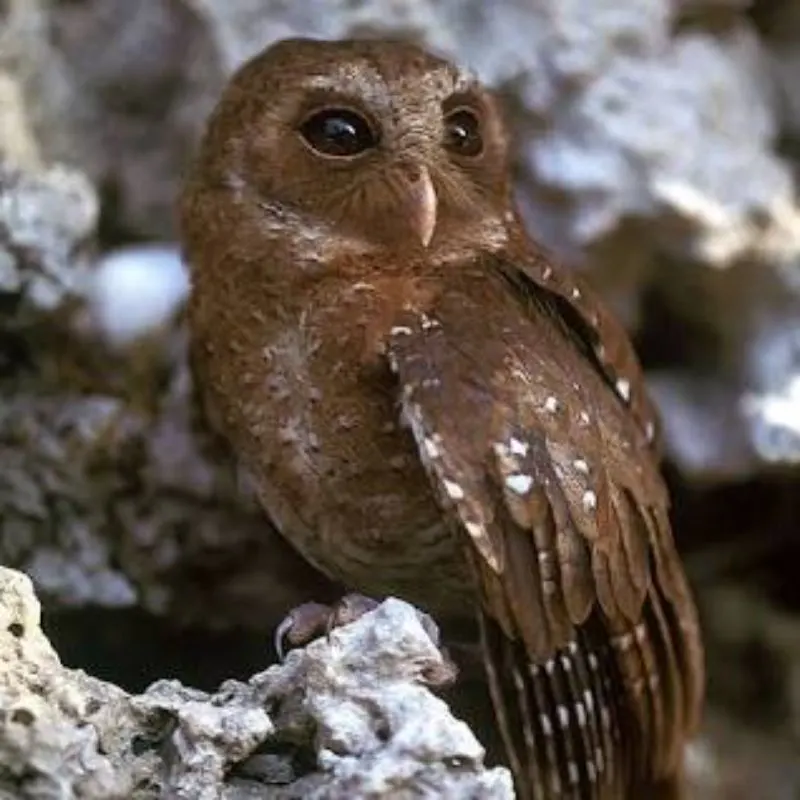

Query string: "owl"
[[180, 37, 704, 800]]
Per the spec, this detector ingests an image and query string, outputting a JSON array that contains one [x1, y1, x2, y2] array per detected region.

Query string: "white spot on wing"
[[582, 490, 598, 512], [390, 325, 413, 336], [615, 631, 633, 651], [616, 377, 632, 402], [505, 473, 534, 495], [442, 479, 465, 501], [544, 396, 559, 413], [463, 519, 500, 572], [423, 436, 441, 459], [420, 312, 440, 330], [509, 437, 529, 456]]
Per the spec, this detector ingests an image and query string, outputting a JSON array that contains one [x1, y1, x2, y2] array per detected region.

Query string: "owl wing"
[[499, 237, 664, 456], [384, 258, 703, 798]]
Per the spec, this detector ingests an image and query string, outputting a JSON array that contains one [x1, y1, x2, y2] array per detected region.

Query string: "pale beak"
[[405, 167, 438, 248]]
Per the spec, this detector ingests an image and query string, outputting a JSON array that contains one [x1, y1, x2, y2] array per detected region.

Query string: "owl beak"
[[405, 167, 437, 248]]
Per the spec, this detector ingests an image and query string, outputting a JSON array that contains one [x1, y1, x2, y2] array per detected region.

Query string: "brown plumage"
[[180, 37, 704, 799]]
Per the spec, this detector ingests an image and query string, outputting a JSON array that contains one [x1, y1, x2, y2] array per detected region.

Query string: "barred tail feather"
[[478, 608, 628, 800]]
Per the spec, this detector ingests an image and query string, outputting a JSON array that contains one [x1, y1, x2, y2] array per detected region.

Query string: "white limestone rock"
[[0, 161, 97, 315], [0, 570, 513, 800]]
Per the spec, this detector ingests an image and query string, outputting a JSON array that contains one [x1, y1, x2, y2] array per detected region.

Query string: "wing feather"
[[498, 242, 662, 452], [384, 261, 702, 798]]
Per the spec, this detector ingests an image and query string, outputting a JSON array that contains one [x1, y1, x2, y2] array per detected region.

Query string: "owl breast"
[[242, 313, 473, 618]]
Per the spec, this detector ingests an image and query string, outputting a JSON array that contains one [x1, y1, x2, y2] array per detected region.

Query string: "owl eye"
[[443, 107, 483, 157], [299, 108, 378, 158]]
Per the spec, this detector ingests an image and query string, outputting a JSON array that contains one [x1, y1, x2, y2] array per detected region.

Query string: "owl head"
[[181, 37, 514, 263]]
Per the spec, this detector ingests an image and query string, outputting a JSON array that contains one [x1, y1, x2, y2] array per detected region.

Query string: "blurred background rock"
[[1, 0, 799, 796]]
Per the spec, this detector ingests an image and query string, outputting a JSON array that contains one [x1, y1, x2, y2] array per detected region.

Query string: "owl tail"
[[478, 608, 632, 800], [477, 602, 694, 800]]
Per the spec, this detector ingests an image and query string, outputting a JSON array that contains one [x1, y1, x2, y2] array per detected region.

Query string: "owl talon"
[[273, 594, 381, 661], [274, 601, 332, 661]]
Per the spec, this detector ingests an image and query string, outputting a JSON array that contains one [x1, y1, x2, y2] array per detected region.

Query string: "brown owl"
[[180, 37, 704, 800]]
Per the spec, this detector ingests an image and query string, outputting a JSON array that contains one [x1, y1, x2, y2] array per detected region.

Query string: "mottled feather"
[[386, 261, 702, 797]]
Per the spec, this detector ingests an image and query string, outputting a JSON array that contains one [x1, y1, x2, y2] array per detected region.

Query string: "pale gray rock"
[[0, 392, 140, 609], [0, 161, 97, 316], [261, 599, 510, 799], [647, 372, 753, 482], [0, 567, 132, 799], [0, 568, 514, 800], [2, 0, 218, 240], [83, 244, 189, 348], [0, 0, 75, 170], [648, 254, 800, 478]]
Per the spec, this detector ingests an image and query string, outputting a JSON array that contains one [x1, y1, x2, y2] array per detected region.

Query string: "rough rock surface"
[[0, 567, 132, 798], [0, 161, 97, 320], [0, 567, 513, 799], [4, 567, 797, 799]]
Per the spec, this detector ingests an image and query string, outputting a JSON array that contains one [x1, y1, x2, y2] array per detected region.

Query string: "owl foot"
[[273, 593, 381, 661], [273, 594, 456, 687]]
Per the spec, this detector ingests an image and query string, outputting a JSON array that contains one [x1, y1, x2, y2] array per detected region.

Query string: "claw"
[[273, 614, 294, 663], [273, 601, 332, 662]]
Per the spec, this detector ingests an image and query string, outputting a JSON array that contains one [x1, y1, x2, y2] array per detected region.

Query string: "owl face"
[[196, 38, 513, 255]]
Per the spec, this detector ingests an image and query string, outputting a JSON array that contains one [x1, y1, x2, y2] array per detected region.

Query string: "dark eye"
[[299, 108, 378, 158], [443, 107, 483, 157]]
